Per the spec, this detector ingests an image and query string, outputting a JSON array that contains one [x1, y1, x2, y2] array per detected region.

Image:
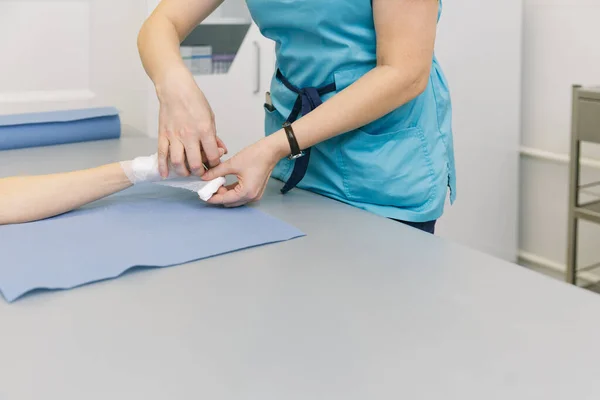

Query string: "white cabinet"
[[197, 25, 275, 157], [145, 1, 276, 157]]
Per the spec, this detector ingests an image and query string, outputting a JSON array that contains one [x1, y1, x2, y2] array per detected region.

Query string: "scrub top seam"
[[415, 127, 437, 211], [337, 135, 352, 199], [429, 68, 454, 200]]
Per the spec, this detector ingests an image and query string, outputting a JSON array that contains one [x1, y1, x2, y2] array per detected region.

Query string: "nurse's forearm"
[[0, 164, 131, 225], [138, 11, 192, 89], [265, 65, 430, 158], [138, 0, 223, 88]]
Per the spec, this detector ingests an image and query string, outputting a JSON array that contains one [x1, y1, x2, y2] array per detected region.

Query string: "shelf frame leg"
[[566, 85, 582, 285]]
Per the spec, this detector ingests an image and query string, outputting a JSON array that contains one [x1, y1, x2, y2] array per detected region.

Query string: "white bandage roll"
[[155, 177, 226, 201], [198, 177, 226, 201]]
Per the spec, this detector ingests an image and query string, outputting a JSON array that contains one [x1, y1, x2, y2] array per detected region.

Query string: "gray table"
[[1, 133, 600, 399]]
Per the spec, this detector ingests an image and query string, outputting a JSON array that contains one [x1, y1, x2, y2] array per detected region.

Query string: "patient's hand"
[[121, 153, 226, 202], [120, 149, 225, 185]]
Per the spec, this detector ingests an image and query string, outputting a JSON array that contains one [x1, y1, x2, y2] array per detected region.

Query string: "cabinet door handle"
[[253, 41, 261, 94]]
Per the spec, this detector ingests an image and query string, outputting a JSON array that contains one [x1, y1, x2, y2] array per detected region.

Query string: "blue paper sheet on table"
[[0, 185, 304, 303], [0, 107, 121, 151]]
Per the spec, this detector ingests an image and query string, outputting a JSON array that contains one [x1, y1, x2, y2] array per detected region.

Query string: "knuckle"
[[175, 163, 189, 173], [188, 162, 203, 171], [164, 129, 177, 139], [197, 123, 215, 136], [178, 129, 195, 141]]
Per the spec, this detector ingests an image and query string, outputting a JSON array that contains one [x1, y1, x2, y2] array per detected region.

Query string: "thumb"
[[202, 159, 234, 181]]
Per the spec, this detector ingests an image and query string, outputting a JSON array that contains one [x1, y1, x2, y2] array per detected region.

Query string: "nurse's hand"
[[201, 134, 288, 207], [156, 66, 227, 178]]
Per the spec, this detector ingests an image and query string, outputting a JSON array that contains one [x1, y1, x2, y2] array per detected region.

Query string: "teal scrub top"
[[246, 0, 456, 223]]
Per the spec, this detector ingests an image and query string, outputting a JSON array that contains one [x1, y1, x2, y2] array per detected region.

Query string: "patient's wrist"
[[120, 154, 163, 185]]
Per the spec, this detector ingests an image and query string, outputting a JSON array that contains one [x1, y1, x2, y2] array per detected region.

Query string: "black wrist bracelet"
[[282, 122, 304, 160]]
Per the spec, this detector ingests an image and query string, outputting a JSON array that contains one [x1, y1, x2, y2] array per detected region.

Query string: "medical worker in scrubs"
[[137, 0, 456, 234]]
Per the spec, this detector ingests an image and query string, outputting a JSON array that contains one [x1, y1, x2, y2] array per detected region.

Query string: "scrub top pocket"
[[339, 126, 436, 210], [332, 67, 423, 135], [264, 103, 282, 131]]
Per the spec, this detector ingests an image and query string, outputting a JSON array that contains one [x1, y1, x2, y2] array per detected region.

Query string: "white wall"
[[519, 0, 600, 279], [90, 0, 148, 133], [0, 0, 148, 133], [0, 1, 92, 113], [434, 0, 523, 262]]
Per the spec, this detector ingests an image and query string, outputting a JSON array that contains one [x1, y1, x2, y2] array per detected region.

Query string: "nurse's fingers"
[[183, 140, 204, 176], [202, 159, 234, 181], [158, 135, 170, 178], [216, 136, 228, 154], [201, 135, 221, 168], [222, 183, 251, 208], [218, 183, 238, 196], [212, 184, 236, 198], [169, 140, 190, 177], [201, 147, 226, 166], [207, 183, 245, 206], [214, 186, 228, 196], [224, 200, 249, 208], [223, 189, 249, 208]]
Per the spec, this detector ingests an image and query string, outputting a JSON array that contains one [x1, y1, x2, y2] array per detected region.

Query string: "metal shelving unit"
[[566, 85, 600, 285]]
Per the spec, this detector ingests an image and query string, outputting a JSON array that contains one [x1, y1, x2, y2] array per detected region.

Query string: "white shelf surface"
[[200, 17, 251, 25]]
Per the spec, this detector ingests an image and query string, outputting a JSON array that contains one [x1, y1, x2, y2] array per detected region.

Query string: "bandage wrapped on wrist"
[[120, 153, 225, 202]]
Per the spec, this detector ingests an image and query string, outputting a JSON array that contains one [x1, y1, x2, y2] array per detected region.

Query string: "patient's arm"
[[0, 151, 226, 226], [0, 163, 132, 225]]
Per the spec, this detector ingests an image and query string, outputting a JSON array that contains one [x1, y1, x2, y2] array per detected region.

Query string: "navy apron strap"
[[275, 69, 336, 194]]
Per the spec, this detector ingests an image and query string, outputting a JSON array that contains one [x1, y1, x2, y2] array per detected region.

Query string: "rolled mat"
[[0, 107, 121, 151]]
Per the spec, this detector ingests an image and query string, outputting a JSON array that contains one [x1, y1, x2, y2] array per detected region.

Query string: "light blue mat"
[[0, 185, 304, 302], [0, 107, 121, 151]]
